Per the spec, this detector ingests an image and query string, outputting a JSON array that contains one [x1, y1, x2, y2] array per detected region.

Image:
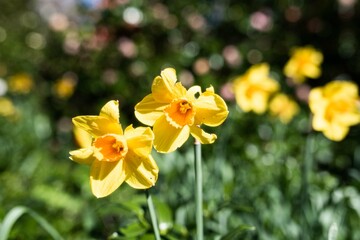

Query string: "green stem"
[[146, 189, 161, 240], [194, 139, 203, 240], [300, 133, 314, 239]]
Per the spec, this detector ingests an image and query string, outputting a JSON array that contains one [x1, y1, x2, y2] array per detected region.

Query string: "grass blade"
[[0, 206, 63, 240]]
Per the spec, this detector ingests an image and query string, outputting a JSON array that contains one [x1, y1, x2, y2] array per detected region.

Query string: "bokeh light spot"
[[222, 45, 242, 67], [179, 70, 194, 88], [26, 32, 46, 50], [123, 7, 143, 25], [193, 58, 210, 75], [0, 78, 8, 96], [209, 54, 224, 70], [247, 49, 263, 64]]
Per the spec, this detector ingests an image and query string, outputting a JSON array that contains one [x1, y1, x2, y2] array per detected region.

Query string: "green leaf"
[[0, 206, 63, 240], [119, 221, 149, 237], [220, 225, 256, 240], [139, 234, 156, 240], [153, 198, 173, 235]]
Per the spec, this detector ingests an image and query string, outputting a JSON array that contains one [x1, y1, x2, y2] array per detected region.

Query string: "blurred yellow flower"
[[269, 93, 299, 124], [53, 77, 76, 99], [309, 81, 360, 141], [284, 46, 323, 83], [8, 73, 33, 94], [0, 97, 17, 118], [69, 100, 159, 198], [135, 68, 228, 153], [233, 63, 279, 114]]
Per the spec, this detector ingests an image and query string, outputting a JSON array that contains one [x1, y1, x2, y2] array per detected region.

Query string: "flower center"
[[93, 134, 128, 162], [164, 99, 195, 128], [325, 99, 353, 122]]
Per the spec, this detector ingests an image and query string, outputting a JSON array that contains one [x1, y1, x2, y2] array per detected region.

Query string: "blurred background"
[[0, 0, 360, 239]]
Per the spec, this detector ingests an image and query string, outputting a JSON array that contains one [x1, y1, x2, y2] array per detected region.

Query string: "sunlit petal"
[[124, 151, 158, 189], [309, 88, 326, 113], [125, 125, 154, 157], [153, 115, 190, 153], [334, 111, 360, 126], [152, 68, 178, 103], [312, 114, 328, 131], [303, 64, 321, 79], [73, 125, 92, 148], [323, 123, 349, 142], [69, 147, 95, 165], [190, 125, 217, 144], [99, 100, 120, 123], [194, 91, 228, 126], [72, 116, 123, 137], [90, 159, 126, 198], [135, 94, 167, 126], [251, 93, 268, 114], [187, 85, 202, 99]]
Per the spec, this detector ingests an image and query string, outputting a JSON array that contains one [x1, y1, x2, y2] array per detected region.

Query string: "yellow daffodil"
[[8, 73, 33, 94], [309, 81, 360, 141], [69, 100, 159, 198], [233, 63, 279, 114], [284, 46, 323, 83], [135, 68, 228, 153], [269, 93, 299, 124], [0, 97, 17, 118]]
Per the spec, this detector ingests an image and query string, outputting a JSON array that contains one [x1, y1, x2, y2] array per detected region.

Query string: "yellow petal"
[[309, 88, 326, 113], [125, 125, 154, 157], [124, 150, 158, 189], [334, 111, 360, 126], [194, 90, 229, 127], [187, 85, 202, 98], [325, 81, 358, 99], [303, 64, 321, 78], [72, 116, 123, 137], [135, 94, 167, 126], [152, 68, 186, 103], [73, 125, 92, 148], [69, 147, 95, 165], [251, 92, 268, 114], [90, 159, 126, 198], [99, 100, 120, 123], [153, 115, 190, 153], [323, 123, 349, 142], [161, 67, 177, 83], [190, 125, 217, 144], [312, 114, 328, 131]]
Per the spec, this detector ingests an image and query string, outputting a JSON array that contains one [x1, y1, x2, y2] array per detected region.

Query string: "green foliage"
[[0, 0, 360, 239], [0, 206, 63, 240]]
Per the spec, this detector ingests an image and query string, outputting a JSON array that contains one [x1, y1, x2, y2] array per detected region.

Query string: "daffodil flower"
[[135, 68, 228, 153], [309, 81, 360, 141], [269, 93, 299, 124], [69, 100, 158, 198], [284, 46, 323, 83], [8, 73, 34, 94], [233, 63, 279, 114]]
